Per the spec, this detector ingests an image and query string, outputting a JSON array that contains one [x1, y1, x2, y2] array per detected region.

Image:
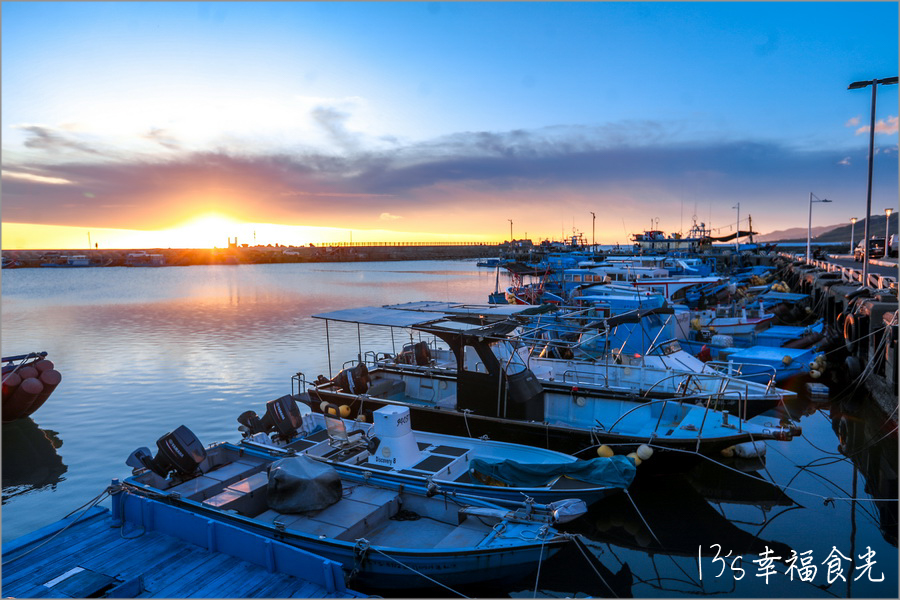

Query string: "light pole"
[[733, 203, 740, 253], [807, 193, 832, 262], [850, 217, 857, 256], [508, 219, 513, 243], [885, 208, 893, 256], [848, 76, 898, 281], [590, 211, 596, 248]]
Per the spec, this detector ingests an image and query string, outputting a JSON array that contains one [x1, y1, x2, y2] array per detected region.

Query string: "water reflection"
[[2, 418, 68, 503], [831, 397, 899, 548]]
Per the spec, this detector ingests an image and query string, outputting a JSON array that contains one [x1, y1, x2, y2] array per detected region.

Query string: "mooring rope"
[[365, 544, 470, 598]]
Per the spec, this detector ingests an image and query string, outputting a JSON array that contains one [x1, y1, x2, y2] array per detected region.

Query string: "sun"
[[162, 213, 246, 248]]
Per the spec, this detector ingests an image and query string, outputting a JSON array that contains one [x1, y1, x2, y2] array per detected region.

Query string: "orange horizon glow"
[[1, 213, 504, 250]]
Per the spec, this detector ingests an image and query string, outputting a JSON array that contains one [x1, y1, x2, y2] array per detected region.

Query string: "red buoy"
[[2, 371, 22, 397], [28, 369, 62, 415], [17, 366, 38, 381], [34, 359, 55, 373]]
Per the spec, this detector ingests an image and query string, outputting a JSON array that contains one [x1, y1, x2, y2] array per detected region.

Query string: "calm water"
[[2, 261, 897, 598]]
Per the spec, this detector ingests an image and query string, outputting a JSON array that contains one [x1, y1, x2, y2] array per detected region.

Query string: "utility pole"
[[591, 211, 596, 248], [508, 219, 513, 242]]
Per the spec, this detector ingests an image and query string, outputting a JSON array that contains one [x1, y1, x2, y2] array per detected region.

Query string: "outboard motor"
[[332, 363, 369, 394], [126, 425, 206, 479], [237, 395, 303, 442]]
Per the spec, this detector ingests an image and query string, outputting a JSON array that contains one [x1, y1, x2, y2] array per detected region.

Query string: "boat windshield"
[[490, 340, 529, 375], [649, 339, 683, 356]]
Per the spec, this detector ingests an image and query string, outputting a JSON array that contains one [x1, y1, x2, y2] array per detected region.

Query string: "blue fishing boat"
[[237, 400, 635, 508], [122, 425, 577, 591]]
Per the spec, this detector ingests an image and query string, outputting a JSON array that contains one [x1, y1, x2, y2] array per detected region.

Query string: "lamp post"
[[508, 219, 513, 243], [733, 202, 740, 253], [807, 193, 832, 262], [850, 217, 857, 256], [848, 76, 898, 281], [885, 208, 893, 257], [590, 211, 596, 249]]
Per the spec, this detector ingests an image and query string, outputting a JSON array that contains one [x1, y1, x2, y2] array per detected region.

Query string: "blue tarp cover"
[[468, 455, 635, 489]]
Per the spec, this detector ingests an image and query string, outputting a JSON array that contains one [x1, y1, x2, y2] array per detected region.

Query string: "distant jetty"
[[2, 242, 499, 268]]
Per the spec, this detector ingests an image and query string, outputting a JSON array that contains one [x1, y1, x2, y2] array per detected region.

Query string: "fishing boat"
[[2, 352, 62, 423], [237, 398, 636, 508], [687, 301, 776, 335], [302, 302, 799, 464], [122, 425, 577, 591]]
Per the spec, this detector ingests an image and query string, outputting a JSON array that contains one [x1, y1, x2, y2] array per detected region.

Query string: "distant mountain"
[[755, 224, 843, 242], [758, 214, 898, 243]]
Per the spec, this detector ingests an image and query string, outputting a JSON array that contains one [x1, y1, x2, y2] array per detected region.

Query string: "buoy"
[[339, 404, 351, 418], [782, 355, 793, 366], [623, 520, 641, 535], [809, 369, 821, 379], [636, 444, 653, 461], [634, 529, 653, 547], [34, 359, 55, 373], [355, 414, 367, 422], [28, 369, 61, 413], [319, 401, 330, 413], [596, 445, 614, 458], [720, 446, 735, 458], [6, 377, 43, 418], [734, 441, 767, 458], [17, 366, 38, 381], [626, 452, 642, 466], [2, 371, 22, 397]]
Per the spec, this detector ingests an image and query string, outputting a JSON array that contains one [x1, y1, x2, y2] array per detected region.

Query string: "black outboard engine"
[[126, 425, 206, 479], [237, 395, 303, 442]]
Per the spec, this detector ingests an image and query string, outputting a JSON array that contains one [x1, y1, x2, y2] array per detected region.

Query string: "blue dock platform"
[[2, 488, 367, 598]]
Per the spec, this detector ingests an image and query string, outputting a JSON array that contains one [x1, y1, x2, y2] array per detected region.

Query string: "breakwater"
[[2, 243, 499, 268]]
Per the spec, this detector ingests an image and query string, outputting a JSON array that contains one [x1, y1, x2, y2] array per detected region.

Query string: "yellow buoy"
[[339, 404, 351, 418], [810, 369, 822, 379], [627, 452, 642, 466], [782, 355, 793, 366], [596, 445, 614, 458], [636, 444, 653, 461], [720, 446, 735, 458]]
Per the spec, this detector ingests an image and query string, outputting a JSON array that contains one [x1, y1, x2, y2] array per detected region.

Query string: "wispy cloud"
[[845, 116, 861, 128], [379, 212, 402, 220], [1, 169, 74, 185], [837, 157, 851, 166], [142, 127, 181, 150], [15, 124, 103, 155], [854, 115, 899, 136]]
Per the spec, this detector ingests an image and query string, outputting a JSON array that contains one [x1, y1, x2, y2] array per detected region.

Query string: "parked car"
[[854, 237, 886, 261]]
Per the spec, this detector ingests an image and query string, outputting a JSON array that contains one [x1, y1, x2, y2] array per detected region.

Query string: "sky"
[[2, 1, 898, 249]]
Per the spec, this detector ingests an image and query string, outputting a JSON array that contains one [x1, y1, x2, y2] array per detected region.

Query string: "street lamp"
[[848, 76, 898, 281], [807, 193, 832, 262], [590, 211, 596, 248], [850, 217, 857, 256], [733, 202, 740, 253], [885, 208, 893, 257], [508, 219, 513, 243]]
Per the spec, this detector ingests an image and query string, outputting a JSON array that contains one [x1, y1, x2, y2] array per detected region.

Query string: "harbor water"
[[2, 260, 897, 597]]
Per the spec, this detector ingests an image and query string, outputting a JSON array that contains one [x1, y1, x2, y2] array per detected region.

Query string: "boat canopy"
[[312, 302, 553, 329], [469, 456, 636, 489]]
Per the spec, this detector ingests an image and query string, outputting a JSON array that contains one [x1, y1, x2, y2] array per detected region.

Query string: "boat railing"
[[561, 368, 608, 388], [703, 360, 779, 390], [291, 372, 308, 395], [602, 394, 721, 438]]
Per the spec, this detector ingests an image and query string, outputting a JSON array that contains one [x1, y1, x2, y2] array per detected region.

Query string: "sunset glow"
[[2, 2, 897, 250]]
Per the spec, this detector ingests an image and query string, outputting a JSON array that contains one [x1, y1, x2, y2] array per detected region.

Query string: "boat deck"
[[2, 500, 366, 598]]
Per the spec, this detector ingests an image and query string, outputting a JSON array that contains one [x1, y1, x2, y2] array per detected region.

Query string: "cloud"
[[855, 115, 899, 136], [142, 127, 181, 150], [15, 124, 103, 155], [845, 116, 861, 127], [1, 170, 74, 185], [1, 123, 896, 235]]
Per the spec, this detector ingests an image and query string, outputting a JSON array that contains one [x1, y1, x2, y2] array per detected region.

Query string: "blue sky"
[[2, 2, 898, 248]]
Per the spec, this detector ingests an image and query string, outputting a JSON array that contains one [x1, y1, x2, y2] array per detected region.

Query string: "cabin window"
[[490, 341, 528, 375], [573, 275, 582, 282]]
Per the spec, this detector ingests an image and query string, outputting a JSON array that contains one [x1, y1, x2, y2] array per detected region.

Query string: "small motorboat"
[[236, 398, 636, 508], [2, 352, 62, 423], [123, 425, 579, 591]]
